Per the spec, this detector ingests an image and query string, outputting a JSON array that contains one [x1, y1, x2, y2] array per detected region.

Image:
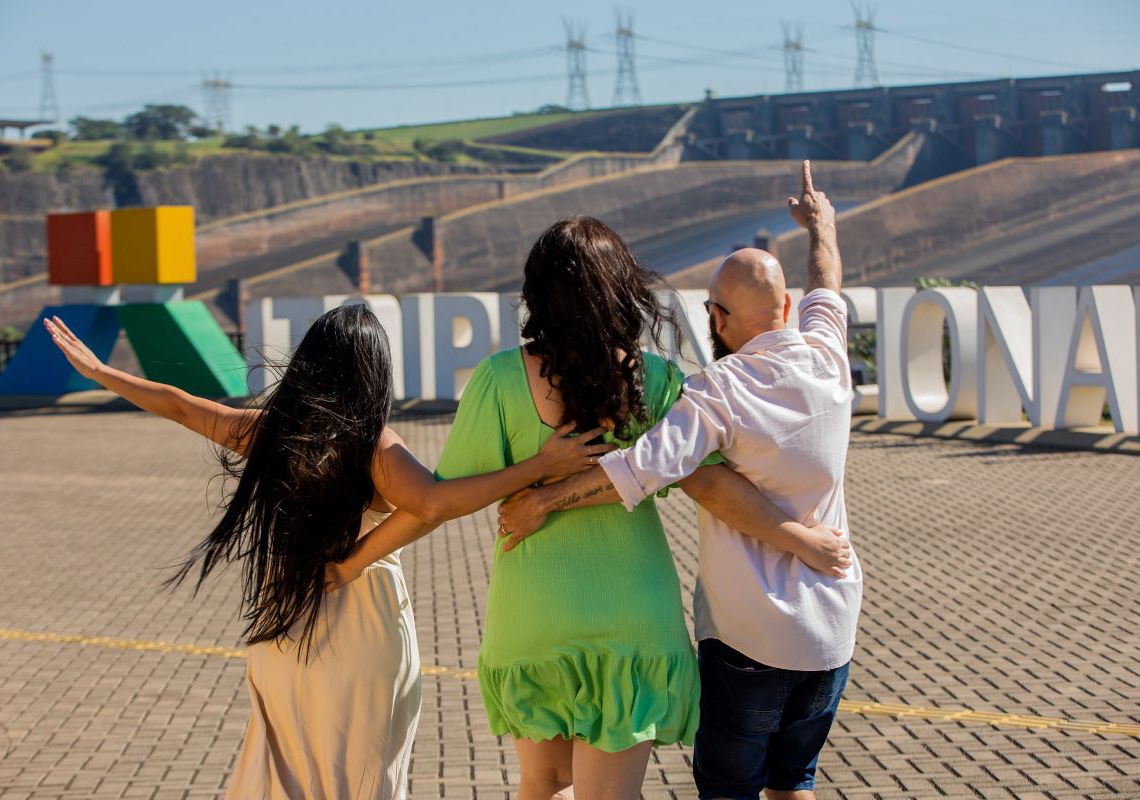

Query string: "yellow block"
[[110, 206, 196, 284]]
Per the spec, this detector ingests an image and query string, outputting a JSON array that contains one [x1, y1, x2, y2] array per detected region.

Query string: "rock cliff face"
[[0, 156, 485, 281], [130, 157, 486, 222], [0, 169, 112, 216]]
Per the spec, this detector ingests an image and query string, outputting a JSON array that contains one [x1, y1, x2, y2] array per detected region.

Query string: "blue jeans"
[[693, 638, 850, 799]]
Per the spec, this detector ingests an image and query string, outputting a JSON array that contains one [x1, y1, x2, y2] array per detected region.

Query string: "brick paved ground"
[[0, 410, 1138, 799]]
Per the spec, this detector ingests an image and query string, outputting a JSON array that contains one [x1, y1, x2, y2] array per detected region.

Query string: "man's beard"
[[709, 316, 733, 360]]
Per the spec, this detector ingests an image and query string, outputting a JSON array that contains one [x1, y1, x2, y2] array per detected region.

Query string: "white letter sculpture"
[[1054, 286, 1138, 433], [900, 288, 978, 423], [977, 287, 1033, 425]]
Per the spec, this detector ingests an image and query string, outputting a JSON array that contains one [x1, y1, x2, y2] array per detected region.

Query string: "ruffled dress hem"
[[477, 649, 700, 753]]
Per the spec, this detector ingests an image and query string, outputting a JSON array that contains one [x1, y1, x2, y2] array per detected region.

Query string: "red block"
[[47, 211, 112, 286]]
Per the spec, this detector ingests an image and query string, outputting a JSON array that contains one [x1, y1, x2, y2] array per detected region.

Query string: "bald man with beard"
[[499, 161, 862, 800]]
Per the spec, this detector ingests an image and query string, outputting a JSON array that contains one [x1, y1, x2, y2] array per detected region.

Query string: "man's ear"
[[716, 306, 730, 335], [783, 293, 792, 324]]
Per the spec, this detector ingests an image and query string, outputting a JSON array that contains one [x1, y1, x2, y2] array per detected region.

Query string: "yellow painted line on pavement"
[[837, 699, 1140, 738], [0, 627, 249, 659], [2, 627, 1136, 735], [0, 627, 477, 680]]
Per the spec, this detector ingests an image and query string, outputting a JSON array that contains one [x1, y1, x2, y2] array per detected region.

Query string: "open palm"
[[44, 316, 103, 379]]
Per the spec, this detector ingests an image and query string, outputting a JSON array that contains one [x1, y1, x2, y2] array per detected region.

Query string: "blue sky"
[[1, 0, 1137, 133]]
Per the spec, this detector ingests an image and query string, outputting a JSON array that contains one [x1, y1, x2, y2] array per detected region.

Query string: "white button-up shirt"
[[600, 288, 862, 671]]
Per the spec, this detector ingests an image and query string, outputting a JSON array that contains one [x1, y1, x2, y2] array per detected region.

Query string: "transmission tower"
[[564, 19, 591, 111], [781, 21, 805, 93], [852, 2, 880, 88], [39, 52, 59, 124], [612, 9, 642, 107], [201, 71, 233, 133]]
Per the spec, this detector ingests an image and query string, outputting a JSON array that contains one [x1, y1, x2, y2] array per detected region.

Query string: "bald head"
[[710, 248, 788, 328]]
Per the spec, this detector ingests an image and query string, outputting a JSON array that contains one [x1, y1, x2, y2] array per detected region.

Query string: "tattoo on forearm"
[[554, 481, 613, 511]]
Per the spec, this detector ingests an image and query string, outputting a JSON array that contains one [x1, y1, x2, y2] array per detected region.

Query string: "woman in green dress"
[[435, 217, 699, 797], [335, 216, 700, 796]]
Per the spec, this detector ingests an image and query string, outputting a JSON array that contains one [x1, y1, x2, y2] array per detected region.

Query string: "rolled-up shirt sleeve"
[[798, 288, 848, 351], [599, 368, 736, 511]]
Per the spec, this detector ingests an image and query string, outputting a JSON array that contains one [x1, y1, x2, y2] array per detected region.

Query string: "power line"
[[851, 1, 880, 87], [39, 52, 59, 124], [612, 8, 642, 107], [782, 21, 805, 92], [873, 27, 1092, 72], [636, 33, 783, 64], [564, 18, 590, 110], [235, 73, 573, 92]]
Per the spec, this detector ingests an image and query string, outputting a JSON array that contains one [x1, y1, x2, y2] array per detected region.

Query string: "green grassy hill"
[[14, 109, 593, 173]]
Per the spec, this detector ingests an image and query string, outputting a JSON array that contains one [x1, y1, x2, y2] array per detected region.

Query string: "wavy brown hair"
[[521, 216, 678, 441]]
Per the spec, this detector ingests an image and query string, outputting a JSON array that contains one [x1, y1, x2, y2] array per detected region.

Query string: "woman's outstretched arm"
[[45, 316, 259, 454], [371, 425, 612, 525]]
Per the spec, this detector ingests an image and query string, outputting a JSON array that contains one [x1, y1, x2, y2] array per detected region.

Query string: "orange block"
[[46, 211, 112, 286]]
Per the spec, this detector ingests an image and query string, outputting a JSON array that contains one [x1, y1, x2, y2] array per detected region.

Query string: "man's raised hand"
[[786, 160, 835, 235]]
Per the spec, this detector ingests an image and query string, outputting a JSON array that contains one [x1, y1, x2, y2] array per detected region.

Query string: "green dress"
[[435, 348, 700, 753]]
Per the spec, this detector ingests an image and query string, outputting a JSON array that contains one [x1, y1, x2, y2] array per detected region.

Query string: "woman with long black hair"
[[45, 304, 608, 799]]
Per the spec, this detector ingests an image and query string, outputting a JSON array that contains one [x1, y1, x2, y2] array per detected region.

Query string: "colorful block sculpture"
[[110, 206, 196, 285], [116, 302, 248, 397], [1, 205, 250, 399], [47, 211, 113, 286], [0, 305, 121, 395]]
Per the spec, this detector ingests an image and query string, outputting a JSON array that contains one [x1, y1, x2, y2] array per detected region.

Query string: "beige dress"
[[226, 509, 422, 799]]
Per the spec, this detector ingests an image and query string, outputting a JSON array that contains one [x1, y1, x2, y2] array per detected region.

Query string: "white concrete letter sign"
[[977, 287, 1033, 425], [876, 287, 916, 419], [650, 290, 711, 374], [237, 287, 1138, 426], [433, 294, 498, 400], [1029, 287, 1076, 428], [499, 293, 524, 353], [245, 296, 347, 393], [363, 294, 406, 400], [900, 288, 978, 422], [841, 287, 878, 415], [785, 288, 805, 329], [1055, 286, 1138, 433]]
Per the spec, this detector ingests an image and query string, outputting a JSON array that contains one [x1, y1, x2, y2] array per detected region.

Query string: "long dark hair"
[[170, 303, 394, 654], [521, 216, 678, 440]]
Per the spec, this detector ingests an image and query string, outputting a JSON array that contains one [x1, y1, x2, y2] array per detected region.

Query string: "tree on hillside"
[[31, 129, 67, 146], [266, 125, 314, 156], [71, 116, 122, 140], [123, 105, 197, 141], [321, 124, 349, 154]]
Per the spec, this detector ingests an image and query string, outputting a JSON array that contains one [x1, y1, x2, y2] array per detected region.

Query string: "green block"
[[116, 302, 248, 398]]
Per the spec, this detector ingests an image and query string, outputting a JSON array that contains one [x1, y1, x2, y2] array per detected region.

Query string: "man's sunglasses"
[[703, 299, 731, 317]]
